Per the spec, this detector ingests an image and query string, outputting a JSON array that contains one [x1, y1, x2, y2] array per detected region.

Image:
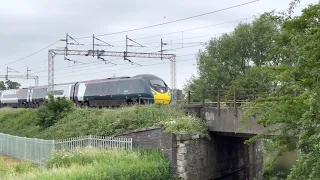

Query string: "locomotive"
[[0, 74, 172, 108]]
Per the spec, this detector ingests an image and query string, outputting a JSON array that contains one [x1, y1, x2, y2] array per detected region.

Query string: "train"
[[0, 74, 172, 108]]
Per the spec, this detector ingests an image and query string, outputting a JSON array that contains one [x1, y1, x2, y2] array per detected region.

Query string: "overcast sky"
[[0, 0, 317, 89]]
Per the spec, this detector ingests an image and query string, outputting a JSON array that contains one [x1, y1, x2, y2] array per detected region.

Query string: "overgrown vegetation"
[[0, 155, 35, 177], [37, 94, 73, 129], [2, 148, 175, 180], [0, 101, 208, 140], [184, 0, 320, 179]]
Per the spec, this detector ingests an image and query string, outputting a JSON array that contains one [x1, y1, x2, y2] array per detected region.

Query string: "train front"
[[149, 77, 172, 104]]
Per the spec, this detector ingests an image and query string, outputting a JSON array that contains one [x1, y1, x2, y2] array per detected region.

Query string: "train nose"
[[153, 90, 171, 105]]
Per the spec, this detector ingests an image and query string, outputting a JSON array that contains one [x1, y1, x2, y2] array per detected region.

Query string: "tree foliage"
[[37, 94, 73, 129], [5, 80, 21, 90], [185, 1, 320, 178], [0, 82, 5, 90], [241, 4, 320, 179], [184, 11, 293, 97], [0, 80, 21, 90]]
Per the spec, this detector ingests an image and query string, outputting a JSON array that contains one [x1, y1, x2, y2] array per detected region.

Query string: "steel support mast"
[[47, 49, 176, 92]]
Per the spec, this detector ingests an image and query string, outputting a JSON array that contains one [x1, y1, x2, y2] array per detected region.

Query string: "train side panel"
[[30, 86, 48, 107], [115, 78, 153, 104], [1, 89, 19, 107], [46, 84, 73, 100], [82, 79, 118, 107], [75, 78, 153, 107], [17, 88, 29, 107]]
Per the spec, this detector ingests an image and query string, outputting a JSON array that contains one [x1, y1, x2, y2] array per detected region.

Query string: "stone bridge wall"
[[117, 127, 263, 180]]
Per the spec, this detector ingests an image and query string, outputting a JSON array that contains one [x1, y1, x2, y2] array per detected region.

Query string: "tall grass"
[[4, 148, 176, 180], [0, 155, 35, 177], [0, 104, 208, 139]]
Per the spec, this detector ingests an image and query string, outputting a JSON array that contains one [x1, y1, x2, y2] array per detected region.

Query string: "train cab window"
[[150, 79, 166, 87]]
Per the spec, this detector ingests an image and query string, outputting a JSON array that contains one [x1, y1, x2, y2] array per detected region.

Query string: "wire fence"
[[0, 133, 54, 165], [0, 133, 132, 165]]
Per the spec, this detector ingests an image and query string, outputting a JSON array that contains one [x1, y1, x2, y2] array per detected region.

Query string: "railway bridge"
[[181, 104, 265, 180], [171, 89, 292, 180]]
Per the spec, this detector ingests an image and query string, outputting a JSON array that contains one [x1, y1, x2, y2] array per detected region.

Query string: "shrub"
[[37, 94, 73, 128]]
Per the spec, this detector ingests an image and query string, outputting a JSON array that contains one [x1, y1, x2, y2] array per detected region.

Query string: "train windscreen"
[[150, 79, 166, 87]]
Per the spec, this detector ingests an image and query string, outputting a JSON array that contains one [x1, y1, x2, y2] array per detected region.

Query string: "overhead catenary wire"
[[36, 26, 287, 76], [23, 54, 198, 86], [33, 50, 199, 76], [0, 40, 61, 68], [53, 53, 197, 78], [87, 2, 312, 46], [74, 0, 261, 39], [5, 1, 315, 87], [53, 58, 197, 81], [2, 1, 313, 72], [3, 2, 311, 72]]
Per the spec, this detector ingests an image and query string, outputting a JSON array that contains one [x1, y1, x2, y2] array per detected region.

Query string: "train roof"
[[2, 74, 166, 91], [132, 74, 164, 80]]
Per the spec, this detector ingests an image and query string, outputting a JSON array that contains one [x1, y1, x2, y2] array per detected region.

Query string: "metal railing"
[[0, 133, 133, 165], [54, 135, 132, 152], [186, 88, 301, 116]]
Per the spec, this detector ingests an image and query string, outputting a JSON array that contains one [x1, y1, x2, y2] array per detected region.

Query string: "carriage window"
[[52, 90, 64, 95], [150, 79, 166, 87], [2, 94, 17, 98]]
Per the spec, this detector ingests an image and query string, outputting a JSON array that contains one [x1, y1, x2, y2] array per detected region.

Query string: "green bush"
[[37, 94, 73, 128]]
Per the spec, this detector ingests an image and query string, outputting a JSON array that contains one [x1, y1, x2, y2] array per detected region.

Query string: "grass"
[[0, 155, 35, 177], [3, 148, 176, 180], [0, 104, 209, 139]]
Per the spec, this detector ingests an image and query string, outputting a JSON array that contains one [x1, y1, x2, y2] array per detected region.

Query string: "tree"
[[37, 94, 73, 128], [5, 80, 20, 89], [185, 12, 289, 95], [242, 4, 320, 179], [0, 80, 21, 90], [184, 12, 288, 101], [0, 81, 5, 90]]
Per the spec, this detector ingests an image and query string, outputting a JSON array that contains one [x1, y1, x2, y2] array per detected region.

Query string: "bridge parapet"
[[185, 104, 278, 136]]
